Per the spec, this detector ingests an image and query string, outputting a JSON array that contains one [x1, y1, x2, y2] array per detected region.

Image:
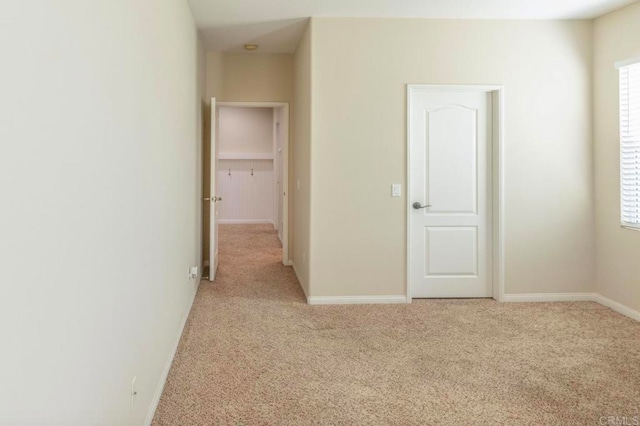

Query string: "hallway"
[[152, 225, 640, 425]]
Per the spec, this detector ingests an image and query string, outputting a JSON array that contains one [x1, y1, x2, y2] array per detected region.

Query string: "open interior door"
[[209, 97, 220, 281]]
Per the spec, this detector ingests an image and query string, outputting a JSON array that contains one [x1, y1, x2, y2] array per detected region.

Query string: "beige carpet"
[[153, 224, 640, 425]]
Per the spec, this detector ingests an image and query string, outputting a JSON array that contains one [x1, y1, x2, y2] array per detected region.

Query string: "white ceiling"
[[189, 0, 638, 53]]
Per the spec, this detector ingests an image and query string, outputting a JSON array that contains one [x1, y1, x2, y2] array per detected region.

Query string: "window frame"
[[616, 57, 640, 231]]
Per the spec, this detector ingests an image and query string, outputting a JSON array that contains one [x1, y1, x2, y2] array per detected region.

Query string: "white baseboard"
[[218, 219, 274, 225], [502, 292, 597, 303], [592, 293, 640, 321], [283, 259, 293, 266], [503, 292, 639, 322], [307, 295, 408, 305], [144, 282, 200, 426]]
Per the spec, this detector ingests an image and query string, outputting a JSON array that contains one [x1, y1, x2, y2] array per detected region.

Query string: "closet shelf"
[[218, 153, 274, 160]]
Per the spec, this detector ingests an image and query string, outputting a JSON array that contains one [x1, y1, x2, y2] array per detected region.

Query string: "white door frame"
[[216, 101, 291, 266], [406, 85, 506, 302], [209, 97, 219, 281]]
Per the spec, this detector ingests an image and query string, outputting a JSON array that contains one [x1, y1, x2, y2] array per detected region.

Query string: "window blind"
[[620, 61, 640, 229]]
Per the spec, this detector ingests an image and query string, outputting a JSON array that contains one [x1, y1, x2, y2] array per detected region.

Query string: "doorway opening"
[[406, 85, 505, 301], [204, 100, 290, 281]]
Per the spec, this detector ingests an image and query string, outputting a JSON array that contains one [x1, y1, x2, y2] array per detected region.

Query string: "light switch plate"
[[391, 184, 402, 197]]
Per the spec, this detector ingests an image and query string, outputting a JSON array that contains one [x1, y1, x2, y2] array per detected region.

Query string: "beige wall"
[[293, 23, 313, 295], [206, 51, 224, 103], [203, 52, 294, 262], [205, 52, 293, 102], [0, 0, 204, 423], [594, 3, 640, 312], [218, 106, 274, 154], [308, 18, 595, 297]]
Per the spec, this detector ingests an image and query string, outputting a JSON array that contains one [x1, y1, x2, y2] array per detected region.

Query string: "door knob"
[[412, 202, 431, 209], [213, 196, 222, 202], [203, 197, 210, 201]]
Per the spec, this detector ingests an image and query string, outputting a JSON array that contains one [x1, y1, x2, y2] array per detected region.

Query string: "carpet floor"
[[152, 224, 640, 425]]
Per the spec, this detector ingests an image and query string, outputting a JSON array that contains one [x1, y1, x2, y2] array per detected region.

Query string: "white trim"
[[492, 89, 506, 302], [283, 259, 293, 266], [593, 294, 640, 322], [218, 101, 285, 108], [308, 295, 408, 305], [218, 219, 274, 225], [210, 97, 218, 282], [408, 84, 507, 92], [406, 84, 506, 302], [615, 56, 640, 69], [144, 282, 200, 426], [218, 152, 273, 160], [217, 101, 290, 266], [503, 292, 597, 302], [273, 114, 278, 239], [503, 292, 640, 322]]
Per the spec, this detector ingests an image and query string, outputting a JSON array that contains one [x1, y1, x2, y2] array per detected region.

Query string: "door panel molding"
[[425, 106, 478, 215], [425, 226, 479, 277], [407, 85, 505, 302]]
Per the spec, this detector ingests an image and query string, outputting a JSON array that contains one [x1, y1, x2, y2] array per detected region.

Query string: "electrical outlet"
[[391, 184, 402, 197], [188, 266, 198, 280], [131, 377, 137, 410]]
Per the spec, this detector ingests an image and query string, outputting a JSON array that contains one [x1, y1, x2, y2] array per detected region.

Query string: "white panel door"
[[409, 89, 492, 298], [209, 98, 220, 281]]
